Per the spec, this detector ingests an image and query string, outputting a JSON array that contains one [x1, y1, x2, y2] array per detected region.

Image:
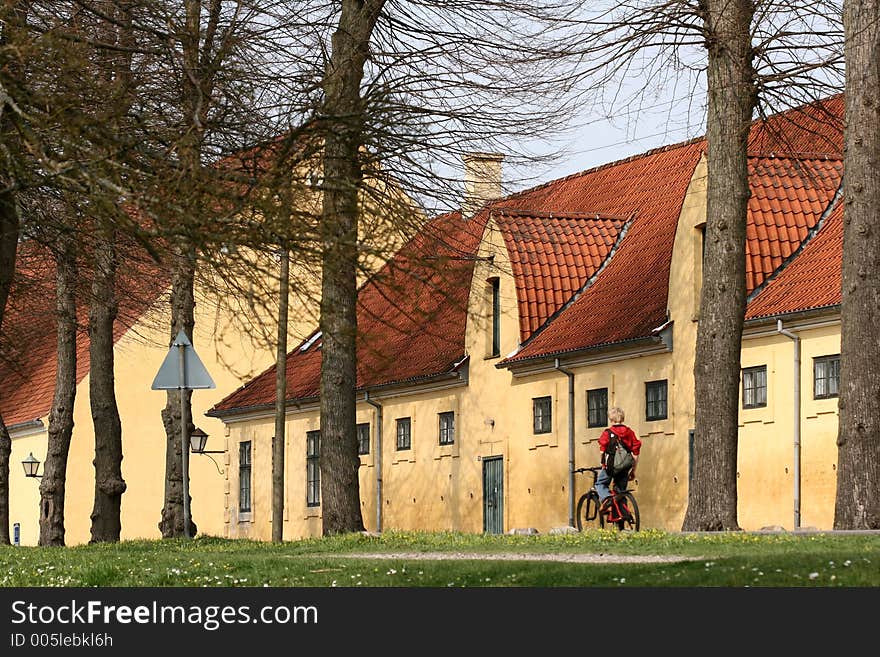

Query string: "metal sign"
[[151, 330, 216, 390]]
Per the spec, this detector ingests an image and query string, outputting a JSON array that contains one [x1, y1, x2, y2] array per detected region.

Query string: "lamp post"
[[21, 452, 42, 478]]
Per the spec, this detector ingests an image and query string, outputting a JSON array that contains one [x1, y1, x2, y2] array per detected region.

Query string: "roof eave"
[[499, 334, 668, 376], [208, 366, 468, 421], [743, 304, 840, 334]]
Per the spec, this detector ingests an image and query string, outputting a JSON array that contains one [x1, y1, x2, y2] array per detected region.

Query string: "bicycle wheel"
[[600, 492, 640, 531], [576, 492, 600, 531], [621, 492, 640, 532]]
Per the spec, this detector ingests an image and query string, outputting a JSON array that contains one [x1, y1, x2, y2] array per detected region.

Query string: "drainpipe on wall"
[[554, 358, 576, 527], [364, 390, 383, 533], [776, 319, 801, 530]]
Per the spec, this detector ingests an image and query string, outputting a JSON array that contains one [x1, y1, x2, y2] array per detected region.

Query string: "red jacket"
[[598, 424, 641, 456]]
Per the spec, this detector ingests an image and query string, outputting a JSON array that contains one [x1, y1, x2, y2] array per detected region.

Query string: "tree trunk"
[[318, 0, 384, 535], [273, 249, 289, 542], [89, 227, 126, 542], [0, 0, 27, 547], [682, 0, 756, 531], [159, 244, 197, 538], [0, 193, 19, 546], [835, 0, 880, 529], [39, 233, 77, 547], [159, 0, 207, 539], [88, 0, 132, 545], [0, 416, 10, 545]]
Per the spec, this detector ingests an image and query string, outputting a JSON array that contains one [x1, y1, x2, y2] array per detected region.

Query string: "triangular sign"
[[151, 330, 216, 390]]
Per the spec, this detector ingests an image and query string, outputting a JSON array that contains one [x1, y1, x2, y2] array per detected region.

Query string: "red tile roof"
[[210, 210, 487, 414], [746, 202, 843, 319], [504, 95, 844, 365], [500, 139, 706, 362], [745, 155, 842, 292], [494, 210, 631, 340], [747, 94, 843, 156], [0, 240, 169, 428], [203, 93, 849, 412]]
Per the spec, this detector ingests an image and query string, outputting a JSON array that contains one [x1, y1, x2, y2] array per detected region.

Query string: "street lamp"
[[22, 452, 42, 478], [189, 427, 223, 454], [189, 426, 224, 476]]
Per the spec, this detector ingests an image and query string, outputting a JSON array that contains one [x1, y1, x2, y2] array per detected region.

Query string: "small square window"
[[814, 355, 840, 399], [439, 411, 455, 445], [396, 417, 412, 451], [742, 366, 767, 409], [357, 422, 370, 455], [533, 396, 552, 434], [587, 388, 608, 428], [646, 380, 668, 421]]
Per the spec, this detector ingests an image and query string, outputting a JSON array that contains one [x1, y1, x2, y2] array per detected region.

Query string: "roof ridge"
[[501, 136, 707, 202], [502, 92, 843, 204], [748, 151, 843, 161], [494, 209, 631, 221]]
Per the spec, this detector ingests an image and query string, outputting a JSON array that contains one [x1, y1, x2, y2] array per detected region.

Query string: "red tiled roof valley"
[[495, 210, 631, 340], [746, 202, 843, 319]]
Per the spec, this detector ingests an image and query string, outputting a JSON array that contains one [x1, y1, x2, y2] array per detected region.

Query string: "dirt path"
[[337, 552, 696, 563]]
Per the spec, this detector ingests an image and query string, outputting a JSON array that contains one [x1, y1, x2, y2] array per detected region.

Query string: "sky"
[[507, 85, 709, 193]]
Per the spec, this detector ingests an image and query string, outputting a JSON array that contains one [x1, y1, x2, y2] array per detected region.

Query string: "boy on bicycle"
[[596, 406, 642, 513]]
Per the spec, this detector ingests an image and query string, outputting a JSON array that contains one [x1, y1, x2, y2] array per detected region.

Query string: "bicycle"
[[574, 466, 640, 531]]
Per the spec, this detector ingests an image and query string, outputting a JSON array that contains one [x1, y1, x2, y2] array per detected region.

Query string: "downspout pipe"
[[554, 358, 576, 528], [776, 319, 801, 530], [364, 390, 383, 533]]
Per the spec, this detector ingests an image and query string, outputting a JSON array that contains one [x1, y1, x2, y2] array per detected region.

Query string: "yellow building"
[[209, 95, 847, 538], [1, 145, 418, 546]]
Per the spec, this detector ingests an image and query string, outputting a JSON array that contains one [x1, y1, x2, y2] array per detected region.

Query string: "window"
[[396, 417, 411, 450], [587, 388, 608, 428], [357, 422, 370, 455], [306, 430, 320, 507], [698, 224, 707, 264], [742, 366, 767, 409], [489, 277, 500, 357], [439, 411, 455, 445], [645, 380, 668, 421], [239, 441, 252, 513], [533, 396, 552, 434], [814, 355, 840, 399]]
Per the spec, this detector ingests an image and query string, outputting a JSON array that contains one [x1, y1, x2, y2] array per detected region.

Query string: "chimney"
[[462, 152, 504, 219]]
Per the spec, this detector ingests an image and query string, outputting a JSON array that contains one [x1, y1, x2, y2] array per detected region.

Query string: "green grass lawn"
[[1, 529, 878, 587]]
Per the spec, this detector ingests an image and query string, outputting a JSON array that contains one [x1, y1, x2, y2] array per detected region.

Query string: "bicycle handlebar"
[[573, 466, 602, 474]]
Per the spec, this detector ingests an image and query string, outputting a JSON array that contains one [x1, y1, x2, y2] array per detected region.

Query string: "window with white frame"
[[814, 355, 840, 399], [587, 388, 608, 428], [533, 396, 552, 434], [357, 422, 370, 455], [742, 366, 767, 409], [439, 411, 455, 445], [645, 380, 668, 421], [396, 417, 411, 450]]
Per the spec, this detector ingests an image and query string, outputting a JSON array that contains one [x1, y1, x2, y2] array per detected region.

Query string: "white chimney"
[[462, 152, 504, 219]]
